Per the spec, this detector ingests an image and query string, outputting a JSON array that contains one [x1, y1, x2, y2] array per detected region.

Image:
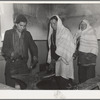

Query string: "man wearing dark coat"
[[2, 14, 38, 89]]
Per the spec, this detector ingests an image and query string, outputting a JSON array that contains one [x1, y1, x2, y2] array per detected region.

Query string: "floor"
[[10, 70, 100, 90]]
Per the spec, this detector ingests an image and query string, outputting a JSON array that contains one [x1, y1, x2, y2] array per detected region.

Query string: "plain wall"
[[0, 4, 13, 84], [35, 41, 48, 64]]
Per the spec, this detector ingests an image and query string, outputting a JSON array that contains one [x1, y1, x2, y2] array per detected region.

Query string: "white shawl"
[[78, 19, 98, 56], [47, 15, 76, 64]]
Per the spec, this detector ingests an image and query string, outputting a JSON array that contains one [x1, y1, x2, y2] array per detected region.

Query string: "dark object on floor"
[[11, 71, 77, 90], [36, 76, 59, 90], [36, 75, 77, 90], [55, 76, 77, 90]]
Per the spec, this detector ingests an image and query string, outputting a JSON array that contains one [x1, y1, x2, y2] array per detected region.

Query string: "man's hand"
[[30, 61, 37, 69], [30, 56, 38, 69], [11, 52, 14, 59]]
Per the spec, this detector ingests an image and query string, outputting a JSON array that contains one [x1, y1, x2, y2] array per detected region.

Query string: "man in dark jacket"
[[2, 14, 38, 89]]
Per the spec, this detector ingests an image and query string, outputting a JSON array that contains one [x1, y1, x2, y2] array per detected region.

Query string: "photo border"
[[0, 0, 100, 99]]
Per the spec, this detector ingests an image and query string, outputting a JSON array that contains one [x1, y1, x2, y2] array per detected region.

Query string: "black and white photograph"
[[1, 1, 100, 99]]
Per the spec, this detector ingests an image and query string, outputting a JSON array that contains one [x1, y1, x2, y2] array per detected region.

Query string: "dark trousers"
[[5, 72, 15, 87], [5, 60, 29, 89], [78, 65, 95, 84], [5, 73, 27, 89]]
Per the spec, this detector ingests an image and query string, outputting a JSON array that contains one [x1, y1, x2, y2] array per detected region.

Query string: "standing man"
[[47, 15, 76, 89], [2, 14, 38, 89]]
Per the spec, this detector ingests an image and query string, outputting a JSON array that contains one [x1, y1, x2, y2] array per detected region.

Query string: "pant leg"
[[78, 65, 87, 83], [15, 79, 27, 89], [5, 60, 29, 88], [5, 61, 16, 87], [5, 68, 15, 88], [5, 74, 15, 87]]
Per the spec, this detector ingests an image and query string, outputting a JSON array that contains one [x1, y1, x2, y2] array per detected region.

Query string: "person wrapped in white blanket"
[[47, 15, 76, 89], [75, 19, 98, 83]]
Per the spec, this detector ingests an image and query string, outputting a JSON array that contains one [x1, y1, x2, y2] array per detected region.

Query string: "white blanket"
[[75, 19, 98, 56], [47, 15, 76, 79]]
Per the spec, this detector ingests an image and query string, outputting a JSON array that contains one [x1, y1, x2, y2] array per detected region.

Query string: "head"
[[50, 16, 58, 31], [79, 20, 88, 31], [15, 14, 27, 32]]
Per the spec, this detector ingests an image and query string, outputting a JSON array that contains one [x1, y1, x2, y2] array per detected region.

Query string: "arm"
[[28, 32, 38, 68]]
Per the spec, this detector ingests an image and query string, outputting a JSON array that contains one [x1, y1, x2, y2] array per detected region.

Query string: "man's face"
[[50, 19, 57, 30], [80, 21, 87, 31], [16, 22, 27, 33]]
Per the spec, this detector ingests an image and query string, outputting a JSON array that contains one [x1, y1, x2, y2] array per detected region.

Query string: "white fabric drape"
[[47, 15, 76, 79], [76, 19, 98, 56]]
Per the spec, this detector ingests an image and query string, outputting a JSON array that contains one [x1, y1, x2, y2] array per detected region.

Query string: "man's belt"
[[10, 56, 24, 62]]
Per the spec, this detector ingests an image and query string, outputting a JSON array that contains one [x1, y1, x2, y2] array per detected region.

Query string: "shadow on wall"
[[13, 4, 100, 40]]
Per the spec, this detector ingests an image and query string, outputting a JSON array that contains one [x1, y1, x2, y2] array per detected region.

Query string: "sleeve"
[[28, 32, 38, 63], [1, 31, 12, 60]]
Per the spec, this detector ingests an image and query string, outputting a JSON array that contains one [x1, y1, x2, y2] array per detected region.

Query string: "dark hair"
[[50, 16, 58, 21], [15, 14, 27, 24], [78, 21, 83, 29]]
